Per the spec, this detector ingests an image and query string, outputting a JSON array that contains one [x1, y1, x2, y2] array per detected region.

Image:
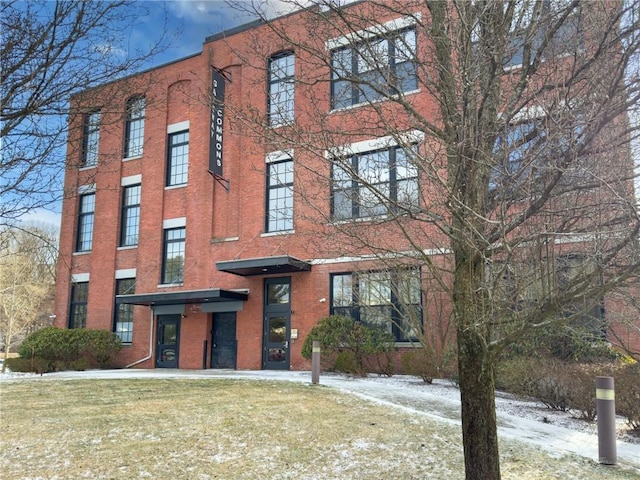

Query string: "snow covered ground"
[[2, 367, 638, 473]]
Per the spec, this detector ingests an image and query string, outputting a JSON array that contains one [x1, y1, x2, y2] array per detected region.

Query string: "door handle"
[[284, 341, 289, 349]]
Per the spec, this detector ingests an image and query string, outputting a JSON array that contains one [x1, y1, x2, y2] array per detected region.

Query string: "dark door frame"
[[210, 312, 238, 369], [263, 276, 291, 370], [156, 314, 181, 368]]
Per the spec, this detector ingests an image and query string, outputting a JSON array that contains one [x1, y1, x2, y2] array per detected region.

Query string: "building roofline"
[[204, 0, 368, 44], [70, 51, 202, 101]]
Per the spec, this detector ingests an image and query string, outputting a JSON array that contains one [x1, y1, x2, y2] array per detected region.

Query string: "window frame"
[[331, 144, 419, 220], [124, 96, 145, 158], [268, 51, 295, 127], [76, 192, 95, 252], [81, 110, 100, 168], [330, 27, 417, 110], [502, 0, 584, 69], [68, 282, 89, 329], [166, 130, 189, 187], [161, 226, 186, 284], [330, 269, 422, 342], [120, 184, 141, 247], [114, 278, 135, 343], [265, 158, 294, 232]]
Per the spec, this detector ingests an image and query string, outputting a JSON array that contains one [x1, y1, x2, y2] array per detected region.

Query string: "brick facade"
[[54, 1, 640, 370]]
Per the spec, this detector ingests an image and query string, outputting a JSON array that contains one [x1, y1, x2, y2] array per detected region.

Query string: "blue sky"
[[24, 1, 297, 229]]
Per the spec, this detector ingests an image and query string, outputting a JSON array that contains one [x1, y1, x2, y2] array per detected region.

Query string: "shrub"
[[17, 327, 122, 372], [497, 356, 622, 420], [302, 315, 395, 376], [83, 329, 122, 368], [616, 362, 640, 432], [4, 356, 48, 374], [401, 348, 439, 384]]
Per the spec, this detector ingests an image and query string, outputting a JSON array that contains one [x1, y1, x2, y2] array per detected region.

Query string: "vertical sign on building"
[[209, 67, 225, 177]]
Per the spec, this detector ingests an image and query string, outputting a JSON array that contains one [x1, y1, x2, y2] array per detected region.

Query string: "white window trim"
[[78, 183, 96, 194], [167, 121, 190, 134], [115, 268, 136, 279], [121, 174, 142, 187], [325, 14, 421, 50], [327, 130, 424, 158], [266, 150, 293, 164], [163, 217, 186, 229], [71, 273, 90, 282]]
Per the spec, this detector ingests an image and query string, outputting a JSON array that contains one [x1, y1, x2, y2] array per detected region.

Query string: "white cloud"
[[20, 208, 62, 232]]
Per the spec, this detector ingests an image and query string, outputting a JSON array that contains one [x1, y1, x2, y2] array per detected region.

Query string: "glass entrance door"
[[263, 277, 291, 370], [156, 314, 180, 368]]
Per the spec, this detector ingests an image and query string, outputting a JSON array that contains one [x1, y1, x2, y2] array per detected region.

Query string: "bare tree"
[[0, 0, 174, 225], [219, 1, 640, 478], [0, 224, 58, 372]]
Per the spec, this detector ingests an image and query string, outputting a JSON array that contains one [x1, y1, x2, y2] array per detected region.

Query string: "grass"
[[1, 378, 637, 479]]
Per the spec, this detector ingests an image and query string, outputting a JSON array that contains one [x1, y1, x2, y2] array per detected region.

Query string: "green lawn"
[[1, 378, 636, 479]]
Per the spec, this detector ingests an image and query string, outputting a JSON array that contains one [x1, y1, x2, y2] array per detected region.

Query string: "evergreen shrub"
[[18, 327, 122, 372], [302, 315, 395, 376]]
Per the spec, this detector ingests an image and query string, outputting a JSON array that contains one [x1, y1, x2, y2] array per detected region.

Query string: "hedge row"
[[10, 327, 122, 373], [496, 357, 640, 431]]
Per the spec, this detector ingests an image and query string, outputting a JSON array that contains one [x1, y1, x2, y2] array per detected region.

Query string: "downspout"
[[125, 307, 154, 368]]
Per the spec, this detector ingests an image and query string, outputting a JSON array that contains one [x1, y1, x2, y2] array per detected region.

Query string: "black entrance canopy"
[[115, 288, 248, 306], [216, 255, 312, 276]]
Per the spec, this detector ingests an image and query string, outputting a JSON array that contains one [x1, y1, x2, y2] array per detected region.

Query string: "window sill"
[[330, 88, 420, 114], [79, 164, 97, 171], [158, 283, 184, 288], [269, 120, 294, 129], [122, 155, 142, 162], [165, 183, 187, 190], [329, 215, 387, 226], [117, 245, 138, 251], [261, 229, 295, 237], [211, 236, 239, 243], [73, 250, 92, 256]]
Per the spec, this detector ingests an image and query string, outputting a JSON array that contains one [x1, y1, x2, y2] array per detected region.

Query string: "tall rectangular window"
[[124, 96, 145, 158], [120, 184, 141, 247], [69, 282, 89, 329], [82, 110, 100, 168], [162, 227, 185, 284], [266, 159, 294, 232], [114, 278, 135, 343], [331, 269, 422, 342], [166, 131, 189, 186], [76, 193, 95, 252], [268, 52, 295, 126], [331, 27, 416, 109], [332, 145, 419, 220]]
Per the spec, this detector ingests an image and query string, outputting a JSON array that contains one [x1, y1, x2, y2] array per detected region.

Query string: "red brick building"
[[54, 1, 640, 370]]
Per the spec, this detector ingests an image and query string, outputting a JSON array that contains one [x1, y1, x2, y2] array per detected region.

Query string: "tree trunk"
[[452, 230, 501, 479], [457, 328, 500, 480]]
